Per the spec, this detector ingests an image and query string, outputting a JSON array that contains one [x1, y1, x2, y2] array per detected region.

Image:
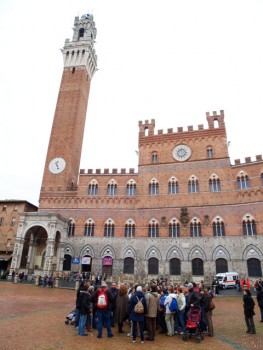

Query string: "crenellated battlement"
[[79, 168, 137, 175], [139, 111, 225, 137], [233, 155, 263, 166]]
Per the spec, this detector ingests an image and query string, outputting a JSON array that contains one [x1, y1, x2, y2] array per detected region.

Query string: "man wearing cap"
[[90, 281, 114, 338]]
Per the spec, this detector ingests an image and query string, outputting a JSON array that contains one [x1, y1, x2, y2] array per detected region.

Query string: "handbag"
[[209, 300, 216, 310]]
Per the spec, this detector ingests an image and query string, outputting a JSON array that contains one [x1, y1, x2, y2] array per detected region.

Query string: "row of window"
[[1, 205, 18, 212], [151, 147, 215, 163], [68, 215, 257, 237], [122, 257, 262, 277], [87, 172, 263, 196], [0, 217, 16, 226]]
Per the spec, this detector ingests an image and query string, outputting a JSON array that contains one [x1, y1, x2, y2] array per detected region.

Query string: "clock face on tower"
[[48, 157, 66, 174], [172, 144, 191, 161]]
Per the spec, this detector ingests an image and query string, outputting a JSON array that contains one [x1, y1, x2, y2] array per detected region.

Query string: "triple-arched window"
[[188, 175, 199, 193], [104, 219, 115, 237], [212, 216, 225, 236], [107, 180, 117, 196], [149, 178, 159, 195], [190, 217, 202, 237], [84, 218, 95, 237], [148, 219, 159, 237], [242, 214, 257, 235], [169, 218, 180, 237], [237, 171, 250, 189], [88, 179, 98, 195], [209, 174, 221, 192], [126, 180, 137, 196], [124, 219, 136, 237], [168, 177, 179, 194]]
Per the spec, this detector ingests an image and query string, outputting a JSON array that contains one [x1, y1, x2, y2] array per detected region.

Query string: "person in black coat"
[[243, 289, 256, 334], [256, 285, 263, 322], [109, 282, 119, 327], [78, 284, 90, 336], [129, 286, 147, 343]]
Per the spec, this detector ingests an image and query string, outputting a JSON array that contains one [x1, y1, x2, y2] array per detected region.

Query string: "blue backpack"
[[169, 297, 178, 312], [160, 294, 167, 308]]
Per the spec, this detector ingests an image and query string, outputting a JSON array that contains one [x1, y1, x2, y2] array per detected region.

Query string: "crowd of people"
[[74, 279, 217, 342]]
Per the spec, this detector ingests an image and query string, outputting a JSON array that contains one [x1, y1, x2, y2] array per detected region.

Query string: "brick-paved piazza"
[[0, 282, 262, 350]]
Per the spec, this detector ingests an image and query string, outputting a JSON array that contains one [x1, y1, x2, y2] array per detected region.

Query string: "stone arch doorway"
[[11, 212, 68, 276], [81, 255, 92, 273], [63, 254, 72, 271], [21, 225, 48, 273]]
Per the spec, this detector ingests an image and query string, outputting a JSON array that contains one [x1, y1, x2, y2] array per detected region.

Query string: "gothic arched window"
[[212, 217, 225, 236], [126, 180, 137, 196], [68, 219, 75, 237], [149, 178, 159, 195], [168, 177, 179, 194], [188, 175, 199, 193], [78, 28, 85, 38], [209, 174, 221, 192], [207, 147, 213, 158], [237, 171, 250, 189], [107, 180, 117, 196], [190, 218, 202, 237], [124, 219, 136, 238], [242, 214, 257, 236], [169, 218, 180, 237], [104, 219, 115, 237], [152, 153, 158, 163], [84, 218, 95, 237], [88, 180, 98, 195], [148, 219, 159, 238]]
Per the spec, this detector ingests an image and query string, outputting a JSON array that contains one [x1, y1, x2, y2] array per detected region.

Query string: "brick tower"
[[39, 14, 97, 206]]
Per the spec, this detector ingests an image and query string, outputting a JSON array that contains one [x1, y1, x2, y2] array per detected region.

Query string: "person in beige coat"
[[145, 284, 160, 341]]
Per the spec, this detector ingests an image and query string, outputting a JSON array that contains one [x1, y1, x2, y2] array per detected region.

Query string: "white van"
[[216, 272, 239, 289]]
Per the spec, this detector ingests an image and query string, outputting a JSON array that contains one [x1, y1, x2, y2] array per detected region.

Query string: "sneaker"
[[132, 340, 136, 343], [180, 332, 184, 335], [108, 334, 114, 338], [127, 333, 132, 337], [141, 341, 144, 344]]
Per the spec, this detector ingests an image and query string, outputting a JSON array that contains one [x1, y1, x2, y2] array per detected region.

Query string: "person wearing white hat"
[[90, 281, 114, 338]]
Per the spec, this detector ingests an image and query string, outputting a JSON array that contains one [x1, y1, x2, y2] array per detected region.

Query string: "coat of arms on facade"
[[180, 207, 189, 226], [161, 216, 167, 227]]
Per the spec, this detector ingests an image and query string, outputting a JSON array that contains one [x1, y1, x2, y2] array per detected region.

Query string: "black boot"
[[118, 322, 124, 333]]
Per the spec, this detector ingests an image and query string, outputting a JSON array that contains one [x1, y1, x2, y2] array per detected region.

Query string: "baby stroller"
[[182, 307, 204, 343], [65, 308, 76, 325]]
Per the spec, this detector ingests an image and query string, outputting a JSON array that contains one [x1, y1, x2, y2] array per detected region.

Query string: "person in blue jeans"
[[90, 280, 114, 338]]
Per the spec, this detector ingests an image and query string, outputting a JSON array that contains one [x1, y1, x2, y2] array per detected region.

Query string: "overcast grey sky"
[[0, 0, 262, 206]]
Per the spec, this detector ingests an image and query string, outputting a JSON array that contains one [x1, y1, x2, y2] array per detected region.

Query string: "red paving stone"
[[0, 282, 262, 350]]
